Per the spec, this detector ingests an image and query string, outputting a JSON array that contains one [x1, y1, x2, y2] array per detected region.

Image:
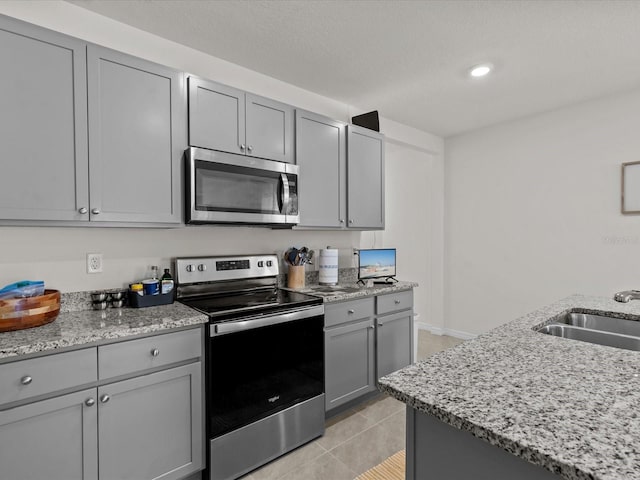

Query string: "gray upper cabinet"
[[87, 45, 185, 224], [0, 16, 185, 226], [0, 388, 98, 480], [188, 77, 245, 155], [295, 110, 347, 228], [347, 125, 385, 229], [0, 16, 89, 222], [295, 117, 385, 231], [245, 93, 294, 163], [188, 77, 294, 163]]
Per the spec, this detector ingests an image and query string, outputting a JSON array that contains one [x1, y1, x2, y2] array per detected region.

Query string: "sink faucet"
[[614, 290, 640, 302]]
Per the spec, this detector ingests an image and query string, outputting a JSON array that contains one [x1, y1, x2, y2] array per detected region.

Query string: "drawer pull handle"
[[368, 325, 375, 330], [348, 309, 355, 314], [100, 394, 110, 404], [394, 300, 401, 304], [20, 375, 32, 385], [151, 348, 160, 357], [377, 322, 383, 327], [85, 398, 96, 407]]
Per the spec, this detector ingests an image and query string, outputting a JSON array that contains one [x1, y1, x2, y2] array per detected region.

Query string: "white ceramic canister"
[[318, 248, 339, 285]]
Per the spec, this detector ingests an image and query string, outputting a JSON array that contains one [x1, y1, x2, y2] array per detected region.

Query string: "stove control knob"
[[257, 261, 264, 267], [197, 264, 207, 272], [266, 260, 273, 267], [186, 264, 196, 273]]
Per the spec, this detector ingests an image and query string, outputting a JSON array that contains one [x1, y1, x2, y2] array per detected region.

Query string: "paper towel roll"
[[319, 248, 339, 285]]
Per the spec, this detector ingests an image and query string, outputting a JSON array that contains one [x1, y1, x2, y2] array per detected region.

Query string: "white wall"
[[0, 0, 444, 328], [445, 87, 640, 335]]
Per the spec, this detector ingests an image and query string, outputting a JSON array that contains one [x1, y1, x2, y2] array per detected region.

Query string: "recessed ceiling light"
[[469, 63, 493, 78]]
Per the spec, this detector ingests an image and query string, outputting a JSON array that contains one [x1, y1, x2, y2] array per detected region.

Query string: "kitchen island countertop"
[[0, 301, 207, 361], [378, 294, 640, 480]]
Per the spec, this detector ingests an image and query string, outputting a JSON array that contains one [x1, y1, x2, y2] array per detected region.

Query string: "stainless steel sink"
[[536, 312, 640, 351]]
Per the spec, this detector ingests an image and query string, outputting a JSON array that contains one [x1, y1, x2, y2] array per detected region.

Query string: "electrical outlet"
[[87, 253, 103, 274]]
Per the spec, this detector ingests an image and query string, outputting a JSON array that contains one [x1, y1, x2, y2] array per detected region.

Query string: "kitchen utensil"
[[286, 248, 298, 265], [0, 289, 61, 332]]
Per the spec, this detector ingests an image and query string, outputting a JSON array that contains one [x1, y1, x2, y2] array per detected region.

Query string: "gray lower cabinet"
[[324, 291, 414, 413], [0, 15, 89, 222], [0, 388, 98, 480], [376, 291, 414, 378], [98, 363, 202, 480], [295, 110, 347, 228], [347, 125, 385, 230], [87, 45, 185, 224], [188, 76, 294, 163], [324, 298, 376, 411], [0, 327, 204, 480]]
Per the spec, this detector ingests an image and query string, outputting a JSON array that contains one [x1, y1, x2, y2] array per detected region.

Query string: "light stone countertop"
[[378, 294, 640, 480], [288, 280, 418, 302], [0, 300, 207, 361]]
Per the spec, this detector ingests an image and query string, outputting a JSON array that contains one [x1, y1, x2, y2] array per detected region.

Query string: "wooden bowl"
[[0, 289, 60, 332]]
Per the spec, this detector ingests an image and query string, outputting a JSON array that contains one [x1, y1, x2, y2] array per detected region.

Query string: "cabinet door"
[[0, 388, 98, 480], [0, 16, 89, 222], [295, 110, 346, 228], [87, 45, 185, 224], [376, 310, 413, 379], [325, 318, 376, 411], [188, 76, 246, 155], [98, 362, 202, 480], [347, 125, 385, 229], [246, 93, 294, 163]]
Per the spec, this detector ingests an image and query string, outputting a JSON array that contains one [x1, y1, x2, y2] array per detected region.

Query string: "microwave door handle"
[[280, 173, 290, 214]]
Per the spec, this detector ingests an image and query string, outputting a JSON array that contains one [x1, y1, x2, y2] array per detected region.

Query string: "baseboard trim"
[[416, 322, 477, 340]]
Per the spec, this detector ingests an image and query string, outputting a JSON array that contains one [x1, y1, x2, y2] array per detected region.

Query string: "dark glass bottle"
[[160, 268, 174, 295]]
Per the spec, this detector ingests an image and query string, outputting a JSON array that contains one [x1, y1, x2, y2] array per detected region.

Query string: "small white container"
[[319, 248, 339, 285]]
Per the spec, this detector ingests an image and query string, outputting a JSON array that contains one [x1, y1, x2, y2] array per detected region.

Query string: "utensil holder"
[[287, 265, 305, 289]]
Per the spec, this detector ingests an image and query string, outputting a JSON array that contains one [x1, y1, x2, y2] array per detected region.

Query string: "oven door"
[[207, 305, 324, 439], [186, 147, 299, 225]]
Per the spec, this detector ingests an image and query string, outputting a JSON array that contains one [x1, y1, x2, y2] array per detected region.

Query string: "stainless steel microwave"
[[185, 147, 300, 226]]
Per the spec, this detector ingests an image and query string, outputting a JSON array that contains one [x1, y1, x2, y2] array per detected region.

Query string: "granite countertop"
[[290, 280, 418, 302], [0, 300, 207, 361], [378, 294, 640, 480]]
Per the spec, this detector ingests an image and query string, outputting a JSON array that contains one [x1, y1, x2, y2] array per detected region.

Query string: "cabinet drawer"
[[376, 290, 413, 315], [325, 297, 374, 328], [0, 348, 97, 406], [99, 327, 202, 379]]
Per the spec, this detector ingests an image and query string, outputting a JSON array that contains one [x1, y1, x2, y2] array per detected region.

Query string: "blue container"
[[142, 279, 160, 295]]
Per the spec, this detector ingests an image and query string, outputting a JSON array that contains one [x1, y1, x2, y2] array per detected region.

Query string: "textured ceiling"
[[68, 0, 640, 137]]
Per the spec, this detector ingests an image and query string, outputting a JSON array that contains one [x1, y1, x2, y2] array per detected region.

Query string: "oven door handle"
[[210, 305, 324, 336]]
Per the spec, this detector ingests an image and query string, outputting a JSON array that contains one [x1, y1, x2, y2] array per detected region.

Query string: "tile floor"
[[241, 330, 465, 480]]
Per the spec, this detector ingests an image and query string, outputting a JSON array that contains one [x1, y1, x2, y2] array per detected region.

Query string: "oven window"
[[208, 315, 324, 438], [195, 161, 281, 214]]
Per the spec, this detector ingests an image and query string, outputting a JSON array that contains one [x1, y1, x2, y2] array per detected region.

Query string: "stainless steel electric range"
[[175, 254, 325, 480]]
